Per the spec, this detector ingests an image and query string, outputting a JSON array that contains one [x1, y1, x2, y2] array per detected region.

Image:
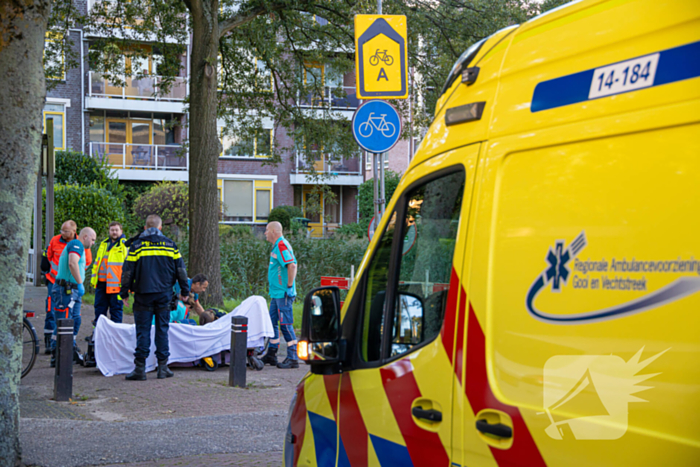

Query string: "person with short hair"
[[120, 214, 190, 381], [261, 221, 299, 369], [159, 273, 209, 325], [91, 221, 128, 324], [50, 227, 97, 367], [42, 220, 78, 353]]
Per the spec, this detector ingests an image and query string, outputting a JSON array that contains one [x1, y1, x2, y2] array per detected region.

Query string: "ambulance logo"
[[542, 347, 668, 440], [526, 231, 700, 324]]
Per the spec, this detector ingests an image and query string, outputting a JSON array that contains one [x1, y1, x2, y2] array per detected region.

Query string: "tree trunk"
[[0, 1, 51, 465], [187, 0, 224, 306]]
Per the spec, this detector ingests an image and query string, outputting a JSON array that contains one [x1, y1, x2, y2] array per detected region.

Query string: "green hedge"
[[133, 182, 189, 229], [358, 170, 402, 220], [219, 232, 368, 299], [47, 184, 126, 237]]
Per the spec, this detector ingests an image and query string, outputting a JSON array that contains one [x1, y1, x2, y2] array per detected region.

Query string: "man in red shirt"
[[43, 220, 92, 353]]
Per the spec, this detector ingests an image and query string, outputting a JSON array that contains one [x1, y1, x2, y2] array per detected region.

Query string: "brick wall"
[[46, 24, 88, 153]]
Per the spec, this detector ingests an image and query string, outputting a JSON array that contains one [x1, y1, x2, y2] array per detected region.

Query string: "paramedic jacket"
[[119, 228, 189, 306]]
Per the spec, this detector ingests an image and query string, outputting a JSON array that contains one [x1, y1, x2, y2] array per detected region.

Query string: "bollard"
[[54, 318, 74, 402], [229, 316, 248, 388]]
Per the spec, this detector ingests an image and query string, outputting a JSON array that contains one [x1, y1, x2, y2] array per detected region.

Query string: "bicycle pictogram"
[[358, 112, 396, 138], [369, 49, 394, 66]]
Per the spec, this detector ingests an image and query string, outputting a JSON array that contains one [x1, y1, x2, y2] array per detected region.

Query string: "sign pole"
[[378, 0, 382, 15], [379, 152, 386, 216], [373, 153, 380, 224]]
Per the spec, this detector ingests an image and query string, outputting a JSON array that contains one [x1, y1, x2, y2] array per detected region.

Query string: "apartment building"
[[44, 3, 363, 237]]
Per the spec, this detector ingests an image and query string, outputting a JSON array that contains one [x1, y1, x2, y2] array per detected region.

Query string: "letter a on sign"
[[355, 15, 408, 99]]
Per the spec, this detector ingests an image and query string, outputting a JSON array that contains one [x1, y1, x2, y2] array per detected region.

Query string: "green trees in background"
[[358, 170, 403, 220], [51, 185, 126, 237], [133, 182, 189, 235]]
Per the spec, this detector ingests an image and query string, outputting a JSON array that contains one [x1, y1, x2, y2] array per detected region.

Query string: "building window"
[[256, 59, 273, 92], [220, 128, 273, 158], [43, 104, 65, 150], [220, 179, 273, 223], [256, 190, 271, 221], [365, 152, 371, 171], [44, 32, 65, 80]]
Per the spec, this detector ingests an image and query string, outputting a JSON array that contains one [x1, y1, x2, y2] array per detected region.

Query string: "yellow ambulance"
[[285, 0, 700, 465]]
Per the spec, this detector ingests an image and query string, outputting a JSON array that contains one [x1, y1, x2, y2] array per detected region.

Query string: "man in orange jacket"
[[43, 220, 92, 353]]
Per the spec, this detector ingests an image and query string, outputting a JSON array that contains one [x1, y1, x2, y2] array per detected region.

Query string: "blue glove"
[[286, 286, 296, 299], [76, 283, 85, 297]]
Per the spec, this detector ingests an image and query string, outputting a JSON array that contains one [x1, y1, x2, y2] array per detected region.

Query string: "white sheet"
[[94, 296, 273, 376]]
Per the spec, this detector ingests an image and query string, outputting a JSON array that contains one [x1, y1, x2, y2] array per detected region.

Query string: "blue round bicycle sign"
[[352, 100, 402, 153]]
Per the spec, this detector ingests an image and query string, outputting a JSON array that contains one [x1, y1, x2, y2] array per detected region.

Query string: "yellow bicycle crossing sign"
[[354, 15, 408, 99]]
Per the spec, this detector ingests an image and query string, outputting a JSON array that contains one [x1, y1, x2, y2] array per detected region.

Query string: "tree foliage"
[[358, 170, 402, 221], [48, 184, 126, 238], [133, 182, 189, 229], [55, 150, 116, 188]]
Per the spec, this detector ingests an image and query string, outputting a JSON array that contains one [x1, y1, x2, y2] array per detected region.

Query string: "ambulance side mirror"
[[298, 286, 341, 371]]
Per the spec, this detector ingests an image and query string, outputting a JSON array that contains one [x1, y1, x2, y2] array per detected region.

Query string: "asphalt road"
[[20, 411, 287, 467]]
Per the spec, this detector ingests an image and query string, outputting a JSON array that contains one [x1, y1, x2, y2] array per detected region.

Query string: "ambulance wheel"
[[202, 357, 218, 371]]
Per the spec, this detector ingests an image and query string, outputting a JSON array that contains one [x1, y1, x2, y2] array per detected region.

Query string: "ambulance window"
[[360, 211, 397, 362], [391, 170, 464, 357]]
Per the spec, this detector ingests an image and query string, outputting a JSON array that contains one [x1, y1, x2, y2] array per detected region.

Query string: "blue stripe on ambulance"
[[531, 40, 700, 112], [308, 411, 414, 467], [370, 434, 413, 466]]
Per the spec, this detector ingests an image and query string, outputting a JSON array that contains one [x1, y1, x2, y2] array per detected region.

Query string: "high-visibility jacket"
[[90, 236, 128, 293], [46, 234, 92, 283]]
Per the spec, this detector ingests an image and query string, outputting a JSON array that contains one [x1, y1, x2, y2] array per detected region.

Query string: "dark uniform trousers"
[[133, 292, 171, 362]]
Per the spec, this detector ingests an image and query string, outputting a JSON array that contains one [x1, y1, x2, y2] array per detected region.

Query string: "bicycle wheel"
[[369, 55, 379, 66], [385, 56, 394, 66], [22, 318, 39, 378], [381, 121, 396, 138], [359, 121, 373, 138]]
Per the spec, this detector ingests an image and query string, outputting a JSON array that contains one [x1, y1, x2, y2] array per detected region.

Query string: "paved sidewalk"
[[101, 452, 283, 467], [21, 285, 304, 467]]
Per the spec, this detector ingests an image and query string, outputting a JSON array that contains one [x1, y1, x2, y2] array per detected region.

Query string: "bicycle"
[[22, 311, 39, 378], [369, 49, 394, 66], [358, 112, 396, 138]]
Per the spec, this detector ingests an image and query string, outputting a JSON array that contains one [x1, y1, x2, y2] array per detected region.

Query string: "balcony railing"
[[91, 142, 188, 170], [297, 86, 359, 109], [89, 71, 188, 101], [294, 152, 361, 176]]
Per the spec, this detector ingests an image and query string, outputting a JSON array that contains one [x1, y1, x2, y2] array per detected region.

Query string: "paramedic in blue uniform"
[[50, 227, 96, 367], [119, 214, 190, 381], [262, 221, 299, 369]]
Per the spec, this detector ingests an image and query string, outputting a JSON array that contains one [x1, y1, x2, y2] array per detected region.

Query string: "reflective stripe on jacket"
[[91, 237, 127, 293]]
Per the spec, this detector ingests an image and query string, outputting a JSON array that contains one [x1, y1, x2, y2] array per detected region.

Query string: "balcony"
[[297, 86, 359, 110], [291, 153, 363, 186], [87, 72, 188, 113], [90, 142, 188, 181]]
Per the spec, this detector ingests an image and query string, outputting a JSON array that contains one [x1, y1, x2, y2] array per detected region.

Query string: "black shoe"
[[277, 358, 299, 369], [50, 349, 56, 368], [44, 335, 52, 355], [126, 360, 147, 381], [157, 360, 174, 379], [73, 344, 83, 364], [261, 348, 278, 366]]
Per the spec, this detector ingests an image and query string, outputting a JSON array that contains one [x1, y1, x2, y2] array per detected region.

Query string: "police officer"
[[120, 214, 189, 381]]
